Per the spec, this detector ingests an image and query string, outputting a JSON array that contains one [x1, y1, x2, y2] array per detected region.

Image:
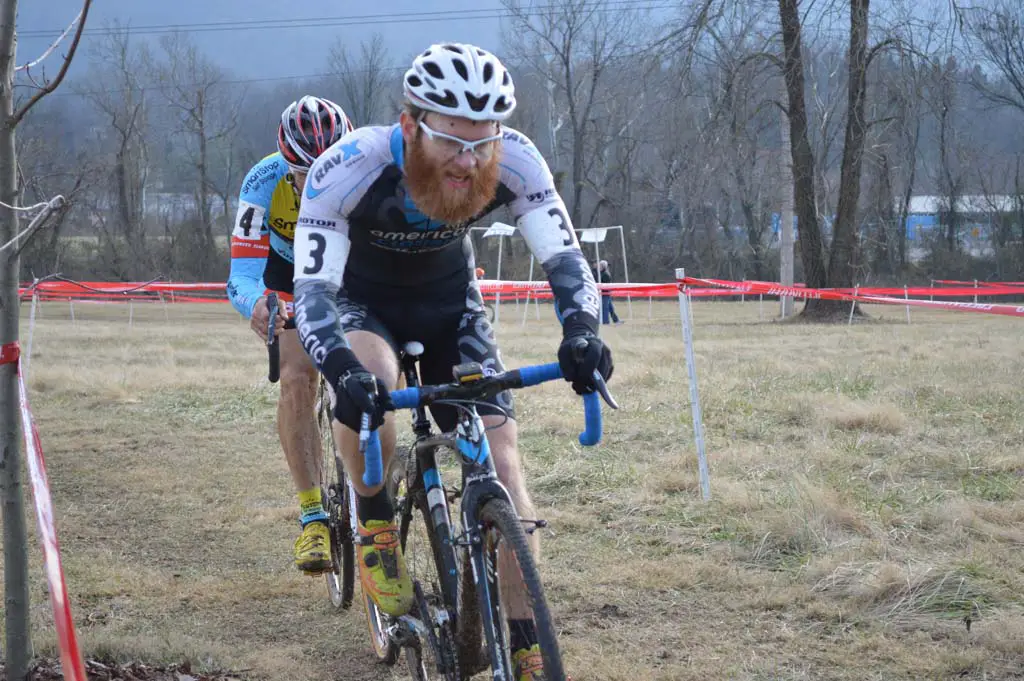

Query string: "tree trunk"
[[740, 199, 765, 280], [780, 0, 873, 320], [778, 0, 827, 296], [897, 118, 920, 270], [827, 0, 870, 289], [0, 0, 32, 676]]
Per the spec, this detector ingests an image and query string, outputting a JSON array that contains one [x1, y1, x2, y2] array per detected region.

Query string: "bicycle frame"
[[375, 353, 614, 678]]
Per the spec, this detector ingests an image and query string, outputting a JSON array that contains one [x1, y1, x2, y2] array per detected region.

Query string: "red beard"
[[404, 137, 501, 226]]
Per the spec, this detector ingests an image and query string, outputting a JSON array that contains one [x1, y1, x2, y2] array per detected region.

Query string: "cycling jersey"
[[226, 152, 304, 318], [291, 123, 600, 388]]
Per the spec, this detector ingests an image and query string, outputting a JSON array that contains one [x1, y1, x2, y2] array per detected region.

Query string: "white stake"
[[676, 268, 711, 501]]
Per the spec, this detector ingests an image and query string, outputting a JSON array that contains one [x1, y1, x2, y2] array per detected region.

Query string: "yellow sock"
[[298, 487, 327, 525]]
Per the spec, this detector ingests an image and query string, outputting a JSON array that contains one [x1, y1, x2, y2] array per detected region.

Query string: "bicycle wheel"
[[398, 446, 462, 681], [471, 498, 566, 681], [317, 380, 355, 610], [359, 450, 406, 666]]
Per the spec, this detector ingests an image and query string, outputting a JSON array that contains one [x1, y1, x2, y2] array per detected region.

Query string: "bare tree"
[[2, 3, 92, 677], [17, 99, 94, 276], [880, 46, 925, 271], [923, 55, 970, 254], [778, 0, 890, 318], [328, 32, 390, 126], [73, 23, 153, 276], [153, 32, 241, 277], [501, 0, 648, 229], [778, 0, 828, 294], [965, 1, 1024, 115], [702, 5, 779, 280]]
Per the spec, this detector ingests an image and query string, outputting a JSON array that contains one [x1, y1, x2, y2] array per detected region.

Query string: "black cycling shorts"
[[335, 289, 515, 432], [262, 248, 294, 296]]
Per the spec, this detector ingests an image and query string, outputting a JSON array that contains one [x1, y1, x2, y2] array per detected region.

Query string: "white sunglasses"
[[417, 120, 502, 160]]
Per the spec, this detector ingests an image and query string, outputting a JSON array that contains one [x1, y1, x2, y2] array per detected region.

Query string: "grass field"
[[3, 298, 1023, 680]]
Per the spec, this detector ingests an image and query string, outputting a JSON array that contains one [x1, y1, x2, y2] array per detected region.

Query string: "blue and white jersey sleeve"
[[226, 155, 282, 318], [499, 128, 601, 333]]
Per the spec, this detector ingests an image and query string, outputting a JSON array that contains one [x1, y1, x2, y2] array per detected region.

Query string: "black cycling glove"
[[322, 348, 392, 430], [557, 318, 614, 395]]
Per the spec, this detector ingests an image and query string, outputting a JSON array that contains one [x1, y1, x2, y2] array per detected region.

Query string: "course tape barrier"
[[679, 276, 1024, 318], [1, 342, 87, 681], [16, 278, 1024, 305]]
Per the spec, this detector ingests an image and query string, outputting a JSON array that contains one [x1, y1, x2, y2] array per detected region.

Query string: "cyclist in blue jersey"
[[292, 44, 613, 681], [226, 96, 354, 574]]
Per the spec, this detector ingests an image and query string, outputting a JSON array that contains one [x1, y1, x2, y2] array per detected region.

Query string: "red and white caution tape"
[[680, 276, 1024, 318], [4, 342, 87, 681]]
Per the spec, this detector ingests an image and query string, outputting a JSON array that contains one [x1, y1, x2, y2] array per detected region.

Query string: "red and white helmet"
[[403, 43, 516, 121], [278, 96, 354, 169]]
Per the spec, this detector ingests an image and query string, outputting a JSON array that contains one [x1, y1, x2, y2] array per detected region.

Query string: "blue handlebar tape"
[[389, 387, 419, 410], [579, 391, 602, 446], [362, 430, 384, 487], [518, 362, 562, 386]]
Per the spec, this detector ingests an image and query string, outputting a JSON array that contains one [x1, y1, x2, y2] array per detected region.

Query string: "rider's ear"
[[399, 111, 418, 143]]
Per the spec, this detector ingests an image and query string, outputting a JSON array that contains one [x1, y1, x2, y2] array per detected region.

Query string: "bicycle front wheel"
[[470, 498, 566, 681], [318, 380, 355, 610], [398, 448, 462, 681]]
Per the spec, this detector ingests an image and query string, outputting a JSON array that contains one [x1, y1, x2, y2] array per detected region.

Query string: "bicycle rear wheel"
[[470, 498, 566, 681], [317, 379, 355, 610]]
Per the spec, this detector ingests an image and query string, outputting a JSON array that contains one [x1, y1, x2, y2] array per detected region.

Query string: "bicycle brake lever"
[[266, 292, 279, 347], [591, 371, 619, 410]]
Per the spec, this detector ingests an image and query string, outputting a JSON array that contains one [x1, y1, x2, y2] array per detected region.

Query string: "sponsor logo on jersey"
[[242, 161, 281, 194], [369, 225, 469, 242], [268, 178, 300, 240], [298, 216, 338, 228], [527, 187, 556, 203], [311, 142, 367, 188], [502, 130, 526, 144]]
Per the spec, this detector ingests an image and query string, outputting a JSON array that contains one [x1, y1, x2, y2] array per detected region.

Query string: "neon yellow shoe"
[[357, 518, 413, 616], [512, 644, 547, 681], [293, 520, 332, 574]]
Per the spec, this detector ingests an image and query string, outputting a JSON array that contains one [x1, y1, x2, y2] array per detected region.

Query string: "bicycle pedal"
[[520, 518, 548, 534], [299, 566, 333, 577]]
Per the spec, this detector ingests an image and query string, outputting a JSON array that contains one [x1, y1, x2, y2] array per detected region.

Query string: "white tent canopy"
[[469, 223, 631, 324]]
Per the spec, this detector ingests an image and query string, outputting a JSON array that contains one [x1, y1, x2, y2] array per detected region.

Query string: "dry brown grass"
[[3, 298, 1024, 680]]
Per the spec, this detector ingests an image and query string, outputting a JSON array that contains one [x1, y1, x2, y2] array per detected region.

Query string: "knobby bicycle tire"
[[360, 451, 407, 666], [398, 446, 462, 680], [473, 498, 566, 681], [319, 382, 355, 610]]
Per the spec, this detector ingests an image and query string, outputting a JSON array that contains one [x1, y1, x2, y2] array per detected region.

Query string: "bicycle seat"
[[402, 341, 425, 358]]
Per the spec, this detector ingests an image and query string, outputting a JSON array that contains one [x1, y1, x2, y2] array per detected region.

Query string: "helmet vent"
[[425, 89, 459, 109], [465, 92, 489, 112], [423, 62, 444, 80]]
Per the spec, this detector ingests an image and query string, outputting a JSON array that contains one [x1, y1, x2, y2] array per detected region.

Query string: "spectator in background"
[[591, 259, 622, 325]]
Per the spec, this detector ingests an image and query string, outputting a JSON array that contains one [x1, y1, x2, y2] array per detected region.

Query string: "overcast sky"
[[18, 0, 509, 81], [18, 0, 965, 92]]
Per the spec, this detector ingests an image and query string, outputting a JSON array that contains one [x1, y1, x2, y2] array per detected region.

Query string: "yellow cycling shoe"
[[294, 520, 332, 574], [512, 644, 547, 681], [357, 518, 414, 616]]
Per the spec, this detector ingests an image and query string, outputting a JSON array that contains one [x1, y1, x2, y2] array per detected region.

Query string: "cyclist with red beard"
[[292, 43, 613, 681]]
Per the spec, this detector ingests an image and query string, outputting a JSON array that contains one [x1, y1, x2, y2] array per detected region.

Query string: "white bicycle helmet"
[[278, 96, 354, 169], [403, 43, 516, 121]]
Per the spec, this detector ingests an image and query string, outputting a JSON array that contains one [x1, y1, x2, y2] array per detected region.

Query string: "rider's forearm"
[[541, 250, 601, 336], [226, 256, 266, 319], [293, 277, 356, 386]]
